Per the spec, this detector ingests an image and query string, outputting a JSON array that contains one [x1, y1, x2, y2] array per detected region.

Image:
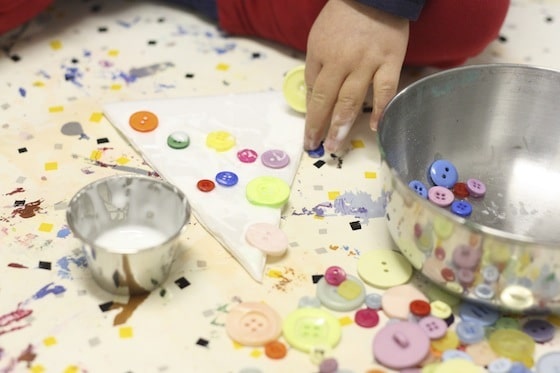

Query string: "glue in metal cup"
[[66, 174, 191, 295]]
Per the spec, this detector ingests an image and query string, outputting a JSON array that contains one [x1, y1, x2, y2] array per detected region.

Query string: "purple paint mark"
[[56, 254, 88, 280], [63, 66, 83, 87], [56, 226, 71, 238], [83, 49, 92, 57], [99, 60, 113, 68], [117, 71, 137, 84], [18, 87, 26, 97], [32, 282, 66, 300], [333, 191, 384, 223]]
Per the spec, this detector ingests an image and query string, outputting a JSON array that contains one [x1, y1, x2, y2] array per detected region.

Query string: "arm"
[[304, 0, 423, 152]]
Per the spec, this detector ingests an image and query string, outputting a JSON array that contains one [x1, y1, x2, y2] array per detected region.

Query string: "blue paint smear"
[[63, 66, 83, 87], [214, 42, 236, 54], [32, 282, 66, 300], [38, 70, 51, 79], [56, 254, 88, 280], [57, 226, 71, 238], [83, 49, 92, 57], [18, 87, 26, 97], [118, 71, 137, 83]]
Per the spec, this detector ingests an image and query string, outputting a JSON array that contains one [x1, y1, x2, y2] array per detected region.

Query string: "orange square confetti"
[[43, 336, 57, 346], [44, 162, 58, 171], [38, 223, 54, 232], [48, 106, 64, 113], [90, 150, 103, 161], [250, 349, 262, 358], [351, 139, 365, 148], [89, 112, 104, 122], [364, 171, 377, 179], [119, 326, 133, 338], [216, 63, 230, 71], [108, 49, 120, 57], [115, 156, 129, 165], [339, 316, 353, 326], [110, 84, 122, 91], [328, 191, 340, 200], [50, 40, 62, 50]]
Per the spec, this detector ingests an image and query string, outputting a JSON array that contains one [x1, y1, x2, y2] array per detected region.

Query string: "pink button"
[[324, 266, 346, 286], [372, 321, 431, 370], [428, 186, 454, 207], [261, 149, 290, 169], [237, 148, 258, 163], [452, 244, 482, 270], [418, 315, 448, 339], [245, 222, 289, 257], [466, 178, 486, 197], [354, 308, 379, 328]]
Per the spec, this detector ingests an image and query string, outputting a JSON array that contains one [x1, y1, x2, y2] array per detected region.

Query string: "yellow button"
[[488, 329, 535, 367], [129, 110, 158, 132], [206, 130, 236, 152], [246, 176, 290, 208], [282, 307, 341, 353], [430, 300, 452, 319], [282, 65, 306, 113], [431, 330, 460, 352], [336, 279, 362, 300], [433, 216, 454, 240], [433, 358, 484, 373]]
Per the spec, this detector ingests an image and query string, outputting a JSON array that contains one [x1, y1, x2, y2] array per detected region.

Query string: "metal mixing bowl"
[[378, 64, 560, 314]]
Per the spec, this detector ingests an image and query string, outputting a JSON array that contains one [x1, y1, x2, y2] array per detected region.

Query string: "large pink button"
[[225, 302, 282, 346], [372, 321, 431, 370], [428, 186, 454, 207], [466, 178, 486, 197], [418, 316, 448, 339], [261, 149, 290, 169], [245, 222, 289, 257], [324, 266, 346, 286]]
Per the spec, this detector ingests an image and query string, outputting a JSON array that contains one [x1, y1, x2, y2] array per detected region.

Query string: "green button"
[[246, 176, 290, 208], [167, 131, 190, 149]]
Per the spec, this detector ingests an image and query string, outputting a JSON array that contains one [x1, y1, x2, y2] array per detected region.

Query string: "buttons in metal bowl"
[[466, 178, 486, 197], [451, 200, 473, 217], [408, 180, 428, 199], [428, 186, 454, 207], [429, 159, 458, 188]]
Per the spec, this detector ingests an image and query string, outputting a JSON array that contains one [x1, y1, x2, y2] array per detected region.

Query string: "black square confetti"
[[185, 73, 195, 78], [96, 137, 109, 144], [313, 160, 326, 168], [312, 274, 323, 284], [386, 213, 390, 221], [18, 147, 27, 153], [251, 52, 261, 59], [362, 106, 373, 113], [174, 276, 191, 289], [98, 301, 114, 312], [38, 261, 51, 270], [10, 55, 21, 62], [147, 40, 157, 45], [349, 221, 362, 231], [14, 200, 25, 207], [98, 26, 108, 32], [196, 338, 209, 347]]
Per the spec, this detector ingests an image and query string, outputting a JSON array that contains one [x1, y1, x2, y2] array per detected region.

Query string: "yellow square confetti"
[[327, 191, 340, 200], [364, 171, 377, 179], [44, 161, 58, 171], [33, 81, 45, 87], [50, 40, 62, 50], [266, 269, 283, 278], [43, 336, 57, 346], [108, 49, 120, 57], [115, 156, 129, 165], [49, 106, 64, 113], [38, 223, 54, 232], [339, 316, 353, 326], [350, 139, 365, 148], [90, 150, 103, 161], [119, 326, 133, 338], [216, 63, 230, 71], [30, 365, 45, 373], [232, 341, 243, 350], [64, 366, 79, 373], [89, 112, 104, 122], [110, 84, 122, 91], [250, 349, 262, 358]]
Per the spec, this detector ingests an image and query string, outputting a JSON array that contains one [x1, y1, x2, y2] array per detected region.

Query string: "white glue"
[[94, 224, 167, 253]]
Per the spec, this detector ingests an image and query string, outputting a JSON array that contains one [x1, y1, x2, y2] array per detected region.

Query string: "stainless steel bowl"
[[67, 174, 191, 295], [378, 64, 560, 313]]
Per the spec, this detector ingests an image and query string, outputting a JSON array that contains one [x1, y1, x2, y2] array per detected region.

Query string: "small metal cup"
[[66, 174, 191, 295]]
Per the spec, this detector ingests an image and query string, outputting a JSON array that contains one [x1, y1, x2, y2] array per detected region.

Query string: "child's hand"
[[304, 0, 409, 152]]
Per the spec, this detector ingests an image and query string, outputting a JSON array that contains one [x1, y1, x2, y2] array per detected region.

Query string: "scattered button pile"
[[408, 159, 486, 218]]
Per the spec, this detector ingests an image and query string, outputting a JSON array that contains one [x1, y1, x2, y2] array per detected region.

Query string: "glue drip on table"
[[61, 121, 89, 140]]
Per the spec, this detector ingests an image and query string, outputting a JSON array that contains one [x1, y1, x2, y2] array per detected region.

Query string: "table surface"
[[1, 1, 560, 372]]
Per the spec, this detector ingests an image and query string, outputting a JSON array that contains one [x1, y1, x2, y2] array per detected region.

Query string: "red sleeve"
[[216, 0, 326, 52], [0, 0, 52, 35]]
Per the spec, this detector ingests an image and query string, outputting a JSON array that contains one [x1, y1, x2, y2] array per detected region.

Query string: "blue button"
[[408, 180, 428, 199], [429, 159, 458, 188], [441, 349, 473, 362], [509, 361, 533, 373], [215, 171, 239, 187], [482, 265, 500, 283], [455, 320, 485, 344], [364, 293, 382, 310], [487, 357, 512, 373], [536, 351, 560, 373], [307, 142, 325, 158], [458, 302, 499, 326], [451, 200, 472, 217], [522, 318, 555, 343], [474, 283, 495, 300]]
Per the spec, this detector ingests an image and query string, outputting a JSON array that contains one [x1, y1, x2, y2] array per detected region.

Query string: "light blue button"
[[441, 349, 473, 362], [536, 352, 560, 373], [482, 265, 500, 283], [429, 159, 459, 188], [474, 283, 495, 300], [298, 295, 321, 308], [364, 293, 382, 310], [458, 302, 499, 326], [487, 357, 512, 373], [408, 180, 428, 199], [509, 362, 532, 373], [455, 320, 485, 344]]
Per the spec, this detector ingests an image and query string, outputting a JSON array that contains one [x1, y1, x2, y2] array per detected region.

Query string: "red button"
[[452, 182, 470, 198], [354, 308, 379, 328], [409, 300, 431, 317], [197, 179, 215, 192]]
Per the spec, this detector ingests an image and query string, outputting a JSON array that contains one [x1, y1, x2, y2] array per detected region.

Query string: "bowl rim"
[[377, 63, 560, 248]]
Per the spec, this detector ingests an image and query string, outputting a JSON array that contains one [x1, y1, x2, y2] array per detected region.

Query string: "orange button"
[[129, 110, 158, 132], [265, 341, 287, 359]]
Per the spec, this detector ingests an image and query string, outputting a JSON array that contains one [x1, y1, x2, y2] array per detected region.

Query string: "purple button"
[[428, 186, 454, 207], [457, 268, 475, 286], [522, 318, 555, 343], [466, 178, 486, 197], [237, 148, 258, 163], [261, 149, 290, 169], [429, 159, 458, 188], [324, 265, 346, 286], [417, 316, 447, 339], [372, 321, 430, 370], [452, 244, 482, 269]]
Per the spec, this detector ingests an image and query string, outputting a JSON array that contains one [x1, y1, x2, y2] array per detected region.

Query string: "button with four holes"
[[282, 307, 341, 353], [245, 222, 288, 257], [237, 148, 258, 163], [451, 200, 473, 217], [418, 315, 448, 339], [428, 186, 455, 207], [206, 130, 236, 151], [225, 302, 283, 346], [466, 178, 486, 197], [215, 171, 238, 187]]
